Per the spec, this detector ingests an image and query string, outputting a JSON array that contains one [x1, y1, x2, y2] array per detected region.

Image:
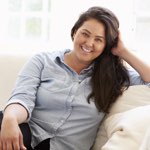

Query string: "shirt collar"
[[55, 49, 94, 73]]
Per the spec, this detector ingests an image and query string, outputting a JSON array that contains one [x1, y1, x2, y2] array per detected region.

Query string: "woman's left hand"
[[111, 31, 128, 58]]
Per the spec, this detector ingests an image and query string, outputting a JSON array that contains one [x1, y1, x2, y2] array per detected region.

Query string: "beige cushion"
[[92, 85, 150, 150], [139, 127, 150, 150], [101, 105, 150, 150]]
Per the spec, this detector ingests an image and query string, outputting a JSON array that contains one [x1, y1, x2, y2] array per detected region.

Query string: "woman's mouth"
[[81, 46, 93, 53]]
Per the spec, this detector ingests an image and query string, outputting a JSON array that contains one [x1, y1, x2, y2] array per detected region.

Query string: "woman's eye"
[[81, 32, 89, 37], [95, 38, 102, 43]]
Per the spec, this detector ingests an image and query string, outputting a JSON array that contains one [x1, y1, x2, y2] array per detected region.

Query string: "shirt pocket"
[[40, 66, 66, 92]]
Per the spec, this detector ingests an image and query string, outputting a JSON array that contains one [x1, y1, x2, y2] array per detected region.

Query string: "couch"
[[1, 54, 150, 149]]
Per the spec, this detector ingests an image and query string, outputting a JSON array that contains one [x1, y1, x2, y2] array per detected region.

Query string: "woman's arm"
[[0, 53, 45, 150], [0, 104, 28, 150], [111, 31, 150, 82], [3, 103, 28, 125]]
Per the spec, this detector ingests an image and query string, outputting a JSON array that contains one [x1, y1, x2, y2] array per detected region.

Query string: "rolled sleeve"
[[128, 68, 149, 85], [4, 53, 44, 120]]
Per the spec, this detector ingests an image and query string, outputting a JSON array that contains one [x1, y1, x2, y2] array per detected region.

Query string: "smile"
[[82, 46, 93, 53]]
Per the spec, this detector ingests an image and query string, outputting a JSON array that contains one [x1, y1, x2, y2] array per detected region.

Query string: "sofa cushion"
[[92, 85, 150, 150], [101, 105, 150, 150]]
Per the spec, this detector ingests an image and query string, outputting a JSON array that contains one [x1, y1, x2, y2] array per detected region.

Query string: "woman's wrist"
[[3, 112, 18, 124]]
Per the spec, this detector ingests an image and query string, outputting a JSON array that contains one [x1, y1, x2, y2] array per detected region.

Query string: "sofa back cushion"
[[0, 54, 30, 109]]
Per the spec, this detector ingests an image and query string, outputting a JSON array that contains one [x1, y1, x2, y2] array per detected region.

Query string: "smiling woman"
[[70, 19, 106, 68], [0, 5, 150, 150]]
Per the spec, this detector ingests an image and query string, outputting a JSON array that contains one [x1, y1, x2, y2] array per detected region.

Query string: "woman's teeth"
[[82, 47, 92, 53]]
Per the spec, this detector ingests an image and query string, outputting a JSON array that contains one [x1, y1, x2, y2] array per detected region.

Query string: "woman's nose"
[[86, 38, 94, 47]]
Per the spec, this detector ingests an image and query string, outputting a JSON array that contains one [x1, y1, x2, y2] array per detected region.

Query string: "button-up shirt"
[[6, 49, 148, 150]]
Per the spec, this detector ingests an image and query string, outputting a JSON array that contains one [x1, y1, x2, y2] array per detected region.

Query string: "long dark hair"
[[71, 6, 130, 113]]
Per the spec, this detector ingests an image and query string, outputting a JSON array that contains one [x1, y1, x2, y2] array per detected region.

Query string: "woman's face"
[[72, 19, 106, 65]]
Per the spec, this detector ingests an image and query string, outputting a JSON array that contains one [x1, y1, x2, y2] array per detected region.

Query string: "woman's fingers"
[[19, 131, 27, 150], [6, 141, 13, 150], [0, 130, 22, 150]]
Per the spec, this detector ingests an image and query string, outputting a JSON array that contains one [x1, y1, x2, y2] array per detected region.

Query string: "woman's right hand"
[[0, 115, 26, 150]]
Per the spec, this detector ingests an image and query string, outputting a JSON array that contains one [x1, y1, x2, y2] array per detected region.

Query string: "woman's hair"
[[71, 6, 130, 113]]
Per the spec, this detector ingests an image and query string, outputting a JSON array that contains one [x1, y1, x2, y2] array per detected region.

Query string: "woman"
[[0, 6, 150, 150]]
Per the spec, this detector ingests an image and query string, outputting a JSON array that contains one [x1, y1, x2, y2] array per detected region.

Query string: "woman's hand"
[[0, 115, 26, 150], [111, 31, 128, 58], [111, 30, 150, 82]]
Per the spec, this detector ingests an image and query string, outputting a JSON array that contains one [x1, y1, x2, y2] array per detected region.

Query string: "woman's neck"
[[64, 51, 90, 74]]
